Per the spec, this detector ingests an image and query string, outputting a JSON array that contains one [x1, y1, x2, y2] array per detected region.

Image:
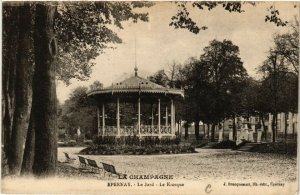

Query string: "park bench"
[[78, 156, 87, 168], [86, 158, 103, 173], [63, 152, 76, 163], [102, 162, 126, 179]]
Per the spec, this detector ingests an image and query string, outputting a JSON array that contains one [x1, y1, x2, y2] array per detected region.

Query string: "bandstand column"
[[165, 105, 168, 126], [288, 112, 293, 133], [97, 106, 100, 136], [158, 98, 161, 138], [171, 99, 174, 137], [138, 97, 141, 138], [151, 104, 154, 127], [173, 100, 176, 136], [102, 103, 105, 137], [117, 98, 120, 137]]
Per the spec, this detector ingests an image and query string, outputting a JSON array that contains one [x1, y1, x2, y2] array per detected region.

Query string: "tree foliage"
[[58, 86, 97, 140], [55, 2, 152, 84], [192, 39, 248, 124], [148, 69, 169, 87], [272, 18, 299, 74], [170, 2, 294, 34]]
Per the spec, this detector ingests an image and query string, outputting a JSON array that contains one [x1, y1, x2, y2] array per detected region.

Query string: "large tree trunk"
[[8, 4, 32, 175], [211, 124, 215, 142], [32, 3, 58, 176], [284, 112, 288, 142], [275, 113, 278, 141], [207, 124, 210, 140], [260, 113, 267, 142], [272, 112, 277, 142], [222, 121, 225, 141], [184, 122, 189, 140], [232, 114, 236, 141], [2, 5, 19, 165], [292, 121, 295, 141], [203, 123, 206, 139], [21, 111, 35, 174], [194, 119, 200, 141], [177, 120, 181, 138]]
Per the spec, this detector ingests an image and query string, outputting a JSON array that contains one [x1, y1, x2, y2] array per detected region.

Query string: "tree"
[[6, 4, 32, 175], [166, 61, 182, 88], [187, 40, 248, 141], [258, 19, 299, 142], [259, 49, 289, 142], [2, 2, 151, 176], [31, 3, 58, 176], [273, 18, 299, 74], [173, 63, 193, 139], [169, 2, 295, 34], [54, 2, 152, 84], [259, 49, 298, 142], [237, 78, 270, 141], [90, 80, 103, 91], [58, 86, 98, 140], [169, 57, 209, 141], [148, 60, 197, 140], [180, 58, 205, 140], [148, 69, 169, 87]]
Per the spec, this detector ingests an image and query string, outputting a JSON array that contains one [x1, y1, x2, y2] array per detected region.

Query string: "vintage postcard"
[[1, 1, 299, 194]]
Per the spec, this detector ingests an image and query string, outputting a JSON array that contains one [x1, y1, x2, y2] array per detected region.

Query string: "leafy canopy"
[[55, 2, 153, 84], [185, 39, 248, 123], [170, 2, 293, 34]]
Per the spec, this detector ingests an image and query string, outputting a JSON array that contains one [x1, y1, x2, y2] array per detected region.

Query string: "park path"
[[58, 147, 297, 182]]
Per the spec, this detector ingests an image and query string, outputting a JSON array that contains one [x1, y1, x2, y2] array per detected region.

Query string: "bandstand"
[[87, 67, 184, 139]]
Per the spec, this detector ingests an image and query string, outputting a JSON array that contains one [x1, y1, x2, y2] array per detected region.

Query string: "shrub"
[[92, 135, 185, 146], [132, 135, 140, 146], [250, 142, 297, 156], [174, 137, 180, 145], [79, 143, 197, 155], [188, 145, 196, 152], [212, 140, 236, 149]]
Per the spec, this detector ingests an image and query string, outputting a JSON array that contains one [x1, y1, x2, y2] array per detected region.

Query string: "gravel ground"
[[58, 147, 297, 182]]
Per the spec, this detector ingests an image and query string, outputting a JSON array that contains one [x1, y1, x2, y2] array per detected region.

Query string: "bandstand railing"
[[102, 125, 173, 137]]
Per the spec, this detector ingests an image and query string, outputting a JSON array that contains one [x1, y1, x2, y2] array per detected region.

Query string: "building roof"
[[87, 69, 184, 97]]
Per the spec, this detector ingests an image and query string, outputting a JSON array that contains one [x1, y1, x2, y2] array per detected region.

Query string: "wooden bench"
[[78, 156, 87, 168], [63, 152, 76, 163], [86, 158, 103, 173], [102, 162, 126, 178]]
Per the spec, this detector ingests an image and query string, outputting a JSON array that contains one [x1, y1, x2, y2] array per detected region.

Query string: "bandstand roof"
[[87, 68, 184, 98]]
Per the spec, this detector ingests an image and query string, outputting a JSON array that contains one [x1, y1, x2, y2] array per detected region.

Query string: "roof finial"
[[134, 66, 138, 77], [134, 34, 138, 77]]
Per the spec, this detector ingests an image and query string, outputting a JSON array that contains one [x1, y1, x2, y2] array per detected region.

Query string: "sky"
[[56, 2, 299, 103]]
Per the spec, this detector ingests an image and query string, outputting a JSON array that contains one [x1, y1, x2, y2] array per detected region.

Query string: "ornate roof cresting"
[[87, 69, 184, 98]]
